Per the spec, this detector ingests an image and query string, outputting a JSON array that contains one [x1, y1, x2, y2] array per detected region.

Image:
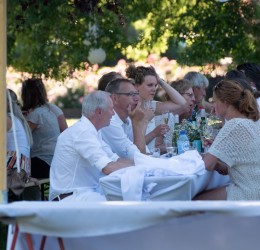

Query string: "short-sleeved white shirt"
[[49, 116, 119, 201], [26, 103, 61, 165]]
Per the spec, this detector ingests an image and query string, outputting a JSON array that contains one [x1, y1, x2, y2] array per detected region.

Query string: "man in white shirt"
[[101, 78, 153, 159], [49, 91, 134, 202]]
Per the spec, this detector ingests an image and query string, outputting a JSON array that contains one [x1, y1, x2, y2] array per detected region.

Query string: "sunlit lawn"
[[67, 119, 78, 127]]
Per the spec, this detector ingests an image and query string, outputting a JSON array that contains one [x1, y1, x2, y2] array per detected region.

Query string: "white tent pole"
[[0, 0, 7, 204]]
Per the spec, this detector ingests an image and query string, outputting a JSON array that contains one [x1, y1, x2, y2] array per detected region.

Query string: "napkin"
[[134, 150, 206, 176]]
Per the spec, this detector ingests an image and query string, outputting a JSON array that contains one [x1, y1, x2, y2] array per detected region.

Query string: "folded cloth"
[[100, 151, 206, 201], [134, 150, 206, 176], [106, 166, 144, 201]]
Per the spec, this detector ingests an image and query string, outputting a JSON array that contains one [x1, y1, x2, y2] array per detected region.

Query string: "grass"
[[67, 118, 78, 127]]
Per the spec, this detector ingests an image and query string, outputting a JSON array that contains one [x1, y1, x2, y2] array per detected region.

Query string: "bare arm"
[[145, 124, 168, 144], [155, 79, 187, 115], [57, 114, 68, 132], [202, 153, 218, 171], [128, 102, 150, 154], [102, 158, 134, 175], [27, 121, 38, 131]]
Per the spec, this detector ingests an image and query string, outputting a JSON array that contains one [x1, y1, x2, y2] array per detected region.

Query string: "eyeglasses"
[[183, 92, 194, 98], [115, 92, 139, 97]]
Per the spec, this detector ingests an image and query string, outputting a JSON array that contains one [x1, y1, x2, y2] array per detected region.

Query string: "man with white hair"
[[49, 91, 134, 202], [184, 71, 213, 113]]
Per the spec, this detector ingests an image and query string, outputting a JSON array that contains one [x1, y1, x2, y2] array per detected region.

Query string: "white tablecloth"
[[2, 201, 260, 250], [1, 201, 260, 237], [100, 151, 230, 201]]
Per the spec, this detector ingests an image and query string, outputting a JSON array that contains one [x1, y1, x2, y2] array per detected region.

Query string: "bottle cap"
[[200, 109, 206, 117], [179, 130, 185, 135], [174, 114, 179, 123]]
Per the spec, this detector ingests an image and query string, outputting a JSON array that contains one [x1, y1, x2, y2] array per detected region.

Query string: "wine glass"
[[162, 111, 170, 125], [162, 111, 170, 138], [201, 125, 214, 153]]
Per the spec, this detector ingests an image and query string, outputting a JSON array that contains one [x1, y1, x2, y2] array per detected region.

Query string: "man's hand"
[[128, 102, 154, 123]]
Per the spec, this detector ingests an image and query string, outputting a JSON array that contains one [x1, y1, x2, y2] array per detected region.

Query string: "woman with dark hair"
[[194, 79, 260, 200], [21, 78, 68, 178], [225, 69, 260, 109], [97, 71, 122, 91], [125, 64, 187, 151]]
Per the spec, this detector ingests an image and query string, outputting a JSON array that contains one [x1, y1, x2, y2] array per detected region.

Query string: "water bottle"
[[177, 130, 190, 154]]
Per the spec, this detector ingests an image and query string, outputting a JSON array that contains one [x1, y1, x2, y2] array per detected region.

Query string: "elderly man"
[[184, 71, 213, 113], [49, 91, 134, 202], [101, 78, 153, 159]]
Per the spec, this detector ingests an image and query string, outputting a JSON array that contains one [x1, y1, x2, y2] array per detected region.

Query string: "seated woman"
[[21, 78, 68, 178], [194, 79, 260, 200], [125, 64, 188, 152], [169, 79, 196, 121], [7, 89, 33, 198]]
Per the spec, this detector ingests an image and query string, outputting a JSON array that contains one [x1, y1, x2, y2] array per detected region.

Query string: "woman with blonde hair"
[[195, 79, 260, 200]]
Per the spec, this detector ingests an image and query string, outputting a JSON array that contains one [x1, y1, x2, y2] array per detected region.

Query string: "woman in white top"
[[7, 89, 33, 177], [21, 78, 68, 178], [126, 65, 188, 151], [195, 79, 260, 200]]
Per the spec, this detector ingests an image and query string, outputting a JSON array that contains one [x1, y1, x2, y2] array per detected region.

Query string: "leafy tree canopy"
[[7, 0, 260, 79]]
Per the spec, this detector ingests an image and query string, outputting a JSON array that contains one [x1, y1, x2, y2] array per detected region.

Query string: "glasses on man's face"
[[115, 92, 139, 97], [183, 92, 194, 98]]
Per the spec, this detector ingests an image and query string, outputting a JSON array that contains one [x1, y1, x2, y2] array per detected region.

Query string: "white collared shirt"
[[49, 116, 119, 201], [101, 111, 140, 159]]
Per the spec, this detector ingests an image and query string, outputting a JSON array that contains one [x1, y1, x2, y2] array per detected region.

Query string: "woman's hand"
[[153, 124, 169, 137], [215, 161, 228, 175]]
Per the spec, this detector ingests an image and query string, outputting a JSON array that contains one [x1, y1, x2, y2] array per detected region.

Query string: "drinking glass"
[[166, 146, 177, 157], [162, 111, 170, 125], [151, 147, 161, 158], [201, 125, 214, 153]]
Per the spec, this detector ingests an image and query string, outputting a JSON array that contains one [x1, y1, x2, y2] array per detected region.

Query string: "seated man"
[[49, 91, 134, 202], [184, 71, 214, 114], [101, 78, 154, 159]]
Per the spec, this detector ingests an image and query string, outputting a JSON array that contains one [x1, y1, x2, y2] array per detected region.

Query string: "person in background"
[[126, 64, 187, 151], [49, 91, 134, 202], [169, 79, 196, 121], [184, 71, 214, 114], [236, 63, 260, 107], [21, 78, 68, 179], [97, 71, 122, 91], [6, 89, 33, 200], [102, 78, 154, 158], [155, 79, 196, 151], [194, 79, 260, 200]]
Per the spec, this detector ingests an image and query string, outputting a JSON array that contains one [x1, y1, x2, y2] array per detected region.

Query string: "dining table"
[[100, 150, 230, 201], [2, 201, 260, 250]]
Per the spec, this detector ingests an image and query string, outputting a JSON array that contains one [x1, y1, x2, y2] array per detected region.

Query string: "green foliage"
[[7, 0, 260, 79], [54, 86, 85, 109]]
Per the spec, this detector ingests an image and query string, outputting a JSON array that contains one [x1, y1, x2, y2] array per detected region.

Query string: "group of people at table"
[[6, 62, 260, 202]]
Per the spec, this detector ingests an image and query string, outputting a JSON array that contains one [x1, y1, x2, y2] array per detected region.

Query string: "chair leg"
[[10, 224, 19, 250], [39, 236, 47, 250], [57, 237, 65, 250], [24, 233, 34, 250]]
